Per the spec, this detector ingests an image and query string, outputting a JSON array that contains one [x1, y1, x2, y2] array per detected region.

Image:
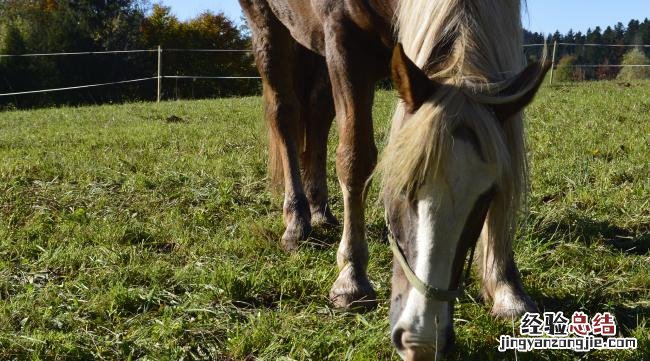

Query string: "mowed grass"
[[0, 81, 648, 360]]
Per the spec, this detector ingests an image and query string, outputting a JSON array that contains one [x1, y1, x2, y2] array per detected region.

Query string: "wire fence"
[[0, 49, 158, 58], [0, 77, 158, 97], [0, 48, 259, 101], [0, 43, 648, 100], [524, 42, 650, 84]]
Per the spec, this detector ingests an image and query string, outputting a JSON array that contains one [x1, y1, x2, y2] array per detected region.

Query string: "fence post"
[[157, 45, 162, 102], [549, 40, 558, 85]]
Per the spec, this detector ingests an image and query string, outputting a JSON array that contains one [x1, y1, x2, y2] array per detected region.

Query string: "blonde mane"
[[380, 0, 529, 264]]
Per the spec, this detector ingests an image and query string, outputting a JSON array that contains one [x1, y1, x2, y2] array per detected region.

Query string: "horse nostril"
[[391, 326, 407, 351]]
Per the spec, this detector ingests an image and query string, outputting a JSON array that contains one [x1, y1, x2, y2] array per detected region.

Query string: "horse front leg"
[[324, 21, 382, 310], [478, 223, 537, 318]]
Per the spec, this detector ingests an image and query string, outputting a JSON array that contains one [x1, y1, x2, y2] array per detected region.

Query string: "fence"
[[0, 47, 259, 102], [1, 43, 649, 101], [524, 42, 650, 84]]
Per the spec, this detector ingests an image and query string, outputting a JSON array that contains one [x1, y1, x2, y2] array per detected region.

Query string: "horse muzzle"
[[391, 323, 455, 360]]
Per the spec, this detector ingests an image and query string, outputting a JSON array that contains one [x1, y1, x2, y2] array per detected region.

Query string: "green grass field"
[[0, 82, 648, 360]]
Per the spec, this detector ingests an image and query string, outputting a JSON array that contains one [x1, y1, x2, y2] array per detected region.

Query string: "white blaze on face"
[[393, 136, 497, 353]]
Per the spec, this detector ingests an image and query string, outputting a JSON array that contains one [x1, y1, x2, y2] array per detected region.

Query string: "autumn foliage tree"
[[140, 5, 256, 99], [554, 56, 574, 82], [617, 48, 650, 81]]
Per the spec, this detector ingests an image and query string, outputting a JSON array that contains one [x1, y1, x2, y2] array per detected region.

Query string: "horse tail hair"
[[267, 125, 285, 192]]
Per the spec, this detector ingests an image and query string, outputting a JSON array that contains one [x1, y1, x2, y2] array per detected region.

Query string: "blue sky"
[[160, 0, 648, 35]]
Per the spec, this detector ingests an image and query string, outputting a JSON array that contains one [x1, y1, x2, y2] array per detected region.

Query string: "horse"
[[239, 0, 549, 358]]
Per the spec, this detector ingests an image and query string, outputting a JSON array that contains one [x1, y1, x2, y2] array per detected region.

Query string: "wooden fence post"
[[549, 40, 558, 85], [157, 45, 162, 103]]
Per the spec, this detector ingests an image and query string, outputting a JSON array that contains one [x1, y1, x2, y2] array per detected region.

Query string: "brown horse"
[[240, 0, 549, 358]]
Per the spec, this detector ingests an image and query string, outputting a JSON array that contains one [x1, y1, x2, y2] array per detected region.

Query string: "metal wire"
[[0, 77, 157, 97], [0, 49, 157, 58], [524, 43, 650, 48], [559, 43, 650, 48], [163, 75, 261, 79], [163, 49, 253, 53], [568, 64, 650, 68]]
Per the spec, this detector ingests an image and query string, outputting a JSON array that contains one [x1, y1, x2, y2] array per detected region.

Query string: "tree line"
[[524, 19, 650, 81], [0, 1, 257, 109], [1, 1, 649, 109]]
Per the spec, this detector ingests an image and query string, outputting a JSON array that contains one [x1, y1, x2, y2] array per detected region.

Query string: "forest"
[[524, 20, 650, 81]]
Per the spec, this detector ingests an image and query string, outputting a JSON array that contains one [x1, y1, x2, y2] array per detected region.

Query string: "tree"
[[0, 24, 31, 101], [140, 4, 182, 47], [614, 22, 625, 40], [0, 23, 26, 55], [140, 5, 256, 98], [626, 20, 641, 44], [565, 29, 575, 43], [617, 48, 650, 81], [551, 30, 562, 44], [555, 55, 577, 82]]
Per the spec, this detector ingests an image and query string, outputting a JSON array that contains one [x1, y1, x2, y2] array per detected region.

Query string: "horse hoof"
[[329, 267, 377, 311], [491, 290, 537, 320], [281, 222, 311, 251]]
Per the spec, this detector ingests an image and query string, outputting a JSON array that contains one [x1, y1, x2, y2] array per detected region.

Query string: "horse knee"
[[335, 143, 377, 191]]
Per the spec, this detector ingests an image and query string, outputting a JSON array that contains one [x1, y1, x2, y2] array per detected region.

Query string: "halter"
[[388, 227, 476, 302]]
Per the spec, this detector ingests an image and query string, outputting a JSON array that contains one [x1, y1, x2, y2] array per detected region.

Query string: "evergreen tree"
[[626, 20, 641, 44], [614, 22, 625, 40], [565, 29, 575, 43]]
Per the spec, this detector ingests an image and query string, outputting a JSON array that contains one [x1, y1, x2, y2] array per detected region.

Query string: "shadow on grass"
[[119, 225, 178, 253], [301, 224, 341, 250], [300, 214, 389, 249], [367, 217, 389, 245], [230, 292, 281, 310], [529, 212, 649, 255]]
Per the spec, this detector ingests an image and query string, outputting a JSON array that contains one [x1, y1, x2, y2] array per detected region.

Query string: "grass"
[[0, 81, 648, 360]]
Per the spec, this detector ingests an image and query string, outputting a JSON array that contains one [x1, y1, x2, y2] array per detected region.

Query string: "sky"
[[161, 0, 649, 35]]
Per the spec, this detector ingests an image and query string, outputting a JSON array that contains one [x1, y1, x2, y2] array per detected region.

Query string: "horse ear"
[[491, 61, 551, 121], [391, 43, 436, 113]]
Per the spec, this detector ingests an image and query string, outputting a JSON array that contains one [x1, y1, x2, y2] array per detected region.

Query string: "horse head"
[[383, 44, 549, 359]]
